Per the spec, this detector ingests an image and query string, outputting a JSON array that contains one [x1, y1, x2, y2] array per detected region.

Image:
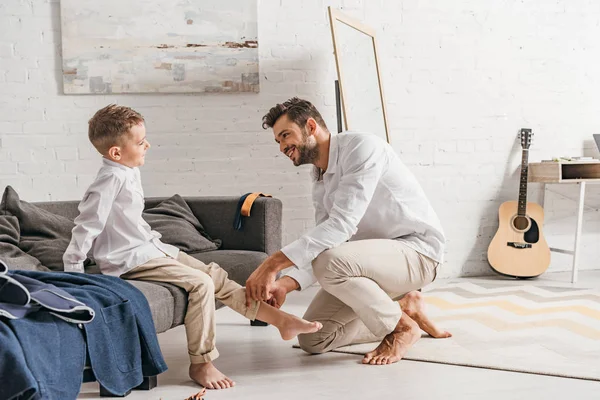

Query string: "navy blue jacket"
[[0, 271, 167, 400]]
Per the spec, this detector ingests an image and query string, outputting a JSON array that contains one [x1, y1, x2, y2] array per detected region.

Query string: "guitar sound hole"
[[513, 216, 529, 230]]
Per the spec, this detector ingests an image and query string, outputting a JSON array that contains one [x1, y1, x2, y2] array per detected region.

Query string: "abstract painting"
[[60, 0, 259, 94]]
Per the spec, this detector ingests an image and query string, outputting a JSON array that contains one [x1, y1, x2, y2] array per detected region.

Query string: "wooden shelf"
[[529, 161, 600, 183]]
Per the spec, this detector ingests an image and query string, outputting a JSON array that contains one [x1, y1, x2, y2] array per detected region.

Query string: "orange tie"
[[241, 192, 272, 217]]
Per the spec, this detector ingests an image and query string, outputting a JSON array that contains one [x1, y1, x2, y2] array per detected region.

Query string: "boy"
[[63, 104, 322, 390]]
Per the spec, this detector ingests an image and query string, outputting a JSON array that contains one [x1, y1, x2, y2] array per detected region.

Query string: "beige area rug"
[[295, 281, 600, 381]]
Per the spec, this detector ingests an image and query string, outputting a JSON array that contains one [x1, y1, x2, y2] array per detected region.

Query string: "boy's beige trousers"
[[122, 251, 259, 363]]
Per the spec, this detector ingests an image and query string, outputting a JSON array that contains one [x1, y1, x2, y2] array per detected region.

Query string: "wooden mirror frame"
[[328, 6, 391, 143]]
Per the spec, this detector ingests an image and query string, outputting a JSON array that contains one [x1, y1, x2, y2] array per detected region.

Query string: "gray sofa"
[[33, 196, 283, 334]]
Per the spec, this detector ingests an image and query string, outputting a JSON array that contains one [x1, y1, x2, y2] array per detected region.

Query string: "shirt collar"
[[102, 158, 136, 176], [324, 133, 339, 174]]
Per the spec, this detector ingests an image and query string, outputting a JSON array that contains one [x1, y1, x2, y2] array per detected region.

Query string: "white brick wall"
[[1, 0, 600, 278]]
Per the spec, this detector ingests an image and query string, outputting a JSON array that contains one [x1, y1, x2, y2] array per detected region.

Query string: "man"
[[246, 97, 451, 365]]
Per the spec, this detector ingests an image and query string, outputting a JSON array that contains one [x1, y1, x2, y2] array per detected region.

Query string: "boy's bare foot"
[[189, 362, 235, 390], [362, 313, 421, 365], [277, 314, 323, 341], [399, 291, 452, 338]]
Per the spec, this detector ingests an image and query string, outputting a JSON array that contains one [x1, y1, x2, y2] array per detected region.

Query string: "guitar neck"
[[518, 148, 529, 216]]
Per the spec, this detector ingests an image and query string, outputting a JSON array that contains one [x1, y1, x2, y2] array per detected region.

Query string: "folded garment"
[[0, 267, 29, 306], [0, 261, 95, 323], [0, 263, 35, 320]]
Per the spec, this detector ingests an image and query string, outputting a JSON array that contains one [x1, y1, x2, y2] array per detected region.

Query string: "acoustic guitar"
[[487, 129, 551, 278]]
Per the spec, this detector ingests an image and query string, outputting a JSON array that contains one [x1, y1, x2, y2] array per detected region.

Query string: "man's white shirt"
[[282, 132, 445, 290], [63, 158, 179, 276]]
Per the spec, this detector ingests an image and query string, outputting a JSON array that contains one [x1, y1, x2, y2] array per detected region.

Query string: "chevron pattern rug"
[[301, 281, 600, 380]]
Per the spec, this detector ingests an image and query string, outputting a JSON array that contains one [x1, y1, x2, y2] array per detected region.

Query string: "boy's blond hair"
[[88, 104, 145, 154]]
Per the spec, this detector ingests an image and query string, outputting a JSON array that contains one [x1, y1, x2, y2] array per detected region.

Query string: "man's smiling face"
[[273, 114, 319, 167]]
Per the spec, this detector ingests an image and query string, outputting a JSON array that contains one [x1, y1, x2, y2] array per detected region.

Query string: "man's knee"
[[312, 247, 352, 282], [297, 330, 336, 354]]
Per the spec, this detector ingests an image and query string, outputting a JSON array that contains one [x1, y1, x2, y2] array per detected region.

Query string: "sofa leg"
[[99, 385, 131, 397], [134, 376, 157, 390], [99, 376, 156, 397], [250, 319, 269, 326]]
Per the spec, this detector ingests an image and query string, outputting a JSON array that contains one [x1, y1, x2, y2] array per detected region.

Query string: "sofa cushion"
[[145, 281, 188, 330], [1, 186, 74, 271], [143, 194, 221, 253], [0, 215, 49, 272]]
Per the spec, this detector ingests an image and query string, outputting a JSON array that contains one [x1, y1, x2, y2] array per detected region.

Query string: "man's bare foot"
[[277, 314, 323, 341], [362, 313, 421, 365], [399, 291, 452, 338], [189, 362, 235, 390]]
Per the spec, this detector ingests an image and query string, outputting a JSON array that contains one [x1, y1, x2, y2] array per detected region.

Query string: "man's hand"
[[266, 283, 287, 309], [245, 263, 278, 307], [245, 251, 295, 307]]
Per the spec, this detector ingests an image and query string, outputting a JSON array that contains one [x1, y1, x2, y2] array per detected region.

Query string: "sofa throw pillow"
[[0, 214, 50, 272], [1, 186, 74, 271], [143, 194, 221, 253]]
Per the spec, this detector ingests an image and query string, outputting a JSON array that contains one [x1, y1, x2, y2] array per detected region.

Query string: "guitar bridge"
[[507, 242, 532, 249]]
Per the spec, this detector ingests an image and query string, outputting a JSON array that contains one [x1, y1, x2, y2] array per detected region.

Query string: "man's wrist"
[[266, 251, 294, 273], [278, 275, 300, 293]]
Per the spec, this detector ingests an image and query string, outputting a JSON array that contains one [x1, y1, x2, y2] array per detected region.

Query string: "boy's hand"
[[64, 263, 85, 273]]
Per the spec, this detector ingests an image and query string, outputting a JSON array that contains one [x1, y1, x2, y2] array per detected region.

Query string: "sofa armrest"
[[178, 196, 282, 255]]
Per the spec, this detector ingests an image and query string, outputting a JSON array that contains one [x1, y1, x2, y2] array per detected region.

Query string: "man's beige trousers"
[[122, 252, 260, 363], [298, 239, 438, 353]]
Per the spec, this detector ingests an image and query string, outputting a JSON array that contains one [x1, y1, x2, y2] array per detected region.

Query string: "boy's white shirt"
[[282, 132, 446, 290], [63, 158, 179, 276]]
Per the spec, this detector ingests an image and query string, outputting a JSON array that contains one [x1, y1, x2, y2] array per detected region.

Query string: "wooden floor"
[[78, 270, 600, 400]]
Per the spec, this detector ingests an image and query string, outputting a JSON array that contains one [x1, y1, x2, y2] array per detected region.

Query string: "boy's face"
[[110, 123, 150, 168]]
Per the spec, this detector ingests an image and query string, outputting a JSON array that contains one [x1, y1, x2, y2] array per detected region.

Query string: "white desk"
[[529, 161, 600, 283]]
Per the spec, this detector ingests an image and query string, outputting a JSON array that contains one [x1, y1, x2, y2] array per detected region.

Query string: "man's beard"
[[294, 129, 319, 166]]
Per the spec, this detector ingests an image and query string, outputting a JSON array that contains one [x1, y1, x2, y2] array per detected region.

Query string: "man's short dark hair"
[[262, 97, 328, 131]]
